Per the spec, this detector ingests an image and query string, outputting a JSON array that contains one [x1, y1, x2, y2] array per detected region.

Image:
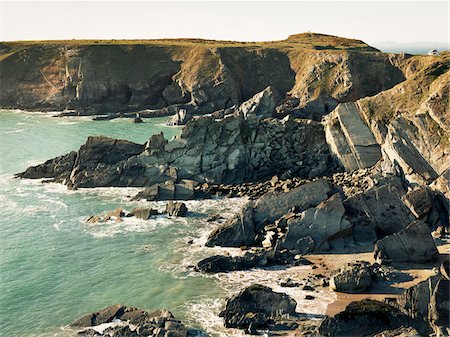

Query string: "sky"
[[0, 1, 448, 45]]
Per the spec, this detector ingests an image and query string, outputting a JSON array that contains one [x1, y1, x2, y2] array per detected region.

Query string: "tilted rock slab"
[[324, 102, 381, 171], [374, 220, 439, 264]]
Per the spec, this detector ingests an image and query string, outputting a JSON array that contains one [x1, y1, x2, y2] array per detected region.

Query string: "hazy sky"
[[1, 1, 448, 44]]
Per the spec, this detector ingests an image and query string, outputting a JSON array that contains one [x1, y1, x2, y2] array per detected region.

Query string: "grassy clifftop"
[[1, 33, 378, 51], [0, 33, 402, 115]]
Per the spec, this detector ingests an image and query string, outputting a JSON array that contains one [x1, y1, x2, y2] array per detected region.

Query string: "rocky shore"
[[7, 34, 450, 336]]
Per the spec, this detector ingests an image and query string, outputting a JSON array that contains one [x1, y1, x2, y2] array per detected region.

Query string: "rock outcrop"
[[17, 114, 337, 188], [220, 284, 297, 333], [393, 271, 449, 336], [318, 300, 412, 337], [374, 220, 439, 264], [279, 193, 352, 253], [324, 102, 382, 171], [206, 179, 332, 248], [71, 304, 192, 337]]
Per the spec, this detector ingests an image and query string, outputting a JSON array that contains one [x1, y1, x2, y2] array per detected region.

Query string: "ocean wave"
[[4, 128, 26, 134]]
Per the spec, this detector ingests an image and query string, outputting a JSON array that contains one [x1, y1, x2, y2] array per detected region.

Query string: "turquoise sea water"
[[0, 110, 331, 337]]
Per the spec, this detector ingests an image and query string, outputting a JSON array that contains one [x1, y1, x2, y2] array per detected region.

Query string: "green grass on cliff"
[[0, 33, 378, 52]]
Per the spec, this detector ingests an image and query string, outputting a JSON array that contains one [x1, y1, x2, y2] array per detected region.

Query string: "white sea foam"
[[4, 128, 26, 134]]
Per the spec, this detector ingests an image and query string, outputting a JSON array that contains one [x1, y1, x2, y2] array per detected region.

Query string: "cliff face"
[[0, 33, 403, 117], [324, 52, 450, 196]]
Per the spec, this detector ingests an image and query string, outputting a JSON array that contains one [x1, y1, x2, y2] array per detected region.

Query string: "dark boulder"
[[220, 284, 297, 333], [374, 220, 439, 264], [130, 208, 159, 220], [329, 262, 373, 293], [344, 185, 413, 243], [196, 250, 309, 273], [165, 201, 188, 217], [206, 202, 256, 247], [318, 300, 412, 336]]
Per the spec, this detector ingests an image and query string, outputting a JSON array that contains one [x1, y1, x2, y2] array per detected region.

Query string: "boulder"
[[329, 262, 372, 293], [220, 284, 297, 332], [167, 108, 191, 126], [165, 201, 188, 217], [344, 184, 413, 242], [393, 273, 448, 335], [206, 202, 255, 247], [145, 132, 168, 154], [237, 86, 276, 119], [280, 193, 352, 252], [318, 300, 412, 337], [130, 208, 159, 220], [374, 220, 439, 264], [132, 180, 197, 201], [428, 278, 450, 336], [252, 179, 331, 229], [402, 186, 433, 218]]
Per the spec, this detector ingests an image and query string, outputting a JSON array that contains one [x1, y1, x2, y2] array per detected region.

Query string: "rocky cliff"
[[1, 33, 403, 118]]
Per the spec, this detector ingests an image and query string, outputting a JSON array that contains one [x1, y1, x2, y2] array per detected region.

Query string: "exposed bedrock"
[[71, 304, 196, 336], [17, 113, 338, 188], [0, 34, 404, 119]]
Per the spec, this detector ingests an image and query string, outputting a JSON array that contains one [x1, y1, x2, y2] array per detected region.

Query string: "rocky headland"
[[5, 33, 450, 336]]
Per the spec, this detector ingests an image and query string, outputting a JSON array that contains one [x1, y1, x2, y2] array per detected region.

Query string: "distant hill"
[[373, 41, 448, 54]]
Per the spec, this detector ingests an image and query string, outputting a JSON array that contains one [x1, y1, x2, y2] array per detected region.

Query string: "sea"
[[0, 110, 334, 336]]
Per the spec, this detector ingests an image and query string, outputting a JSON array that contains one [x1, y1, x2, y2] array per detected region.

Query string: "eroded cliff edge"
[[1, 33, 403, 119]]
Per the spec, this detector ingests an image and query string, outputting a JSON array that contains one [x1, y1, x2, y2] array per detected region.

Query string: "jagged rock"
[[206, 202, 255, 247], [440, 260, 450, 280], [318, 300, 412, 337], [15, 151, 77, 181], [167, 108, 191, 126], [220, 284, 297, 333], [132, 180, 198, 201], [165, 201, 188, 217], [402, 186, 433, 218], [344, 184, 413, 243], [383, 117, 439, 186], [130, 208, 159, 220], [373, 327, 421, 337], [393, 272, 449, 335], [145, 132, 168, 154], [329, 262, 372, 293], [428, 278, 450, 336], [237, 86, 276, 119], [133, 116, 143, 123], [252, 179, 332, 228], [324, 102, 382, 171], [195, 250, 309, 273], [374, 220, 439, 264], [71, 305, 189, 337], [280, 193, 352, 253], [18, 114, 336, 188]]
